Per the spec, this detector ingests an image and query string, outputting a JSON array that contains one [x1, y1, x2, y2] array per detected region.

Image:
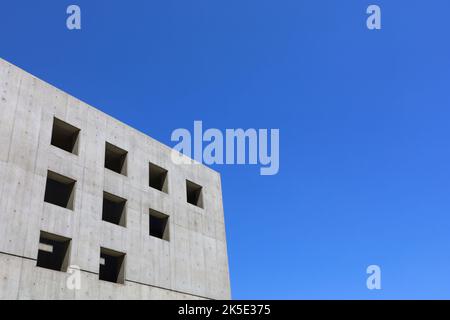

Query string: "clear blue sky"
[[2, 0, 450, 299]]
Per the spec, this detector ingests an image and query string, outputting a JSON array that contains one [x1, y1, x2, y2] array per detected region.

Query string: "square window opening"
[[44, 171, 76, 210], [104, 142, 128, 176], [186, 180, 204, 208], [50, 117, 80, 155], [149, 209, 170, 241], [149, 163, 168, 193], [36, 231, 71, 272], [99, 247, 126, 284], [102, 192, 127, 227]]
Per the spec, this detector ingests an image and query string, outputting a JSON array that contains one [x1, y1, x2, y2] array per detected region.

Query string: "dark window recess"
[[149, 163, 168, 193], [36, 231, 71, 272], [99, 248, 126, 284], [50, 118, 80, 154], [186, 180, 204, 208], [104, 142, 128, 175], [44, 171, 76, 210], [102, 192, 127, 227], [149, 209, 170, 241]]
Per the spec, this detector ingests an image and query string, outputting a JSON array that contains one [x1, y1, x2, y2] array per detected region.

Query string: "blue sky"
[[2, 0, 450, 299]]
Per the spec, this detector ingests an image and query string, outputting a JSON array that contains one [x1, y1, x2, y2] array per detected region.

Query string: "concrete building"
[[0, 58, 231, 300]]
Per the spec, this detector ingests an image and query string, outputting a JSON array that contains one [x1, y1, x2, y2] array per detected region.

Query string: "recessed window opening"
[[99, 247, 126, 284], [104, 142, 127, 175], [36, 231, 71, 272], [44, 171, 76, 210], [50, 117, 80, 154], [149, 209, 170, 241], [102, 192, 127, 227], [149, 163, 168, 193], [186, 180, 204, 208]]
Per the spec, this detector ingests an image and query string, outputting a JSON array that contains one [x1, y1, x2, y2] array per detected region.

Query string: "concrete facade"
[[0, 58, 231, 300]]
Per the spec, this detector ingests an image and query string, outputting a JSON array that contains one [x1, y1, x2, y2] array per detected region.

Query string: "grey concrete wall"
[[0, 58, 231, 300]]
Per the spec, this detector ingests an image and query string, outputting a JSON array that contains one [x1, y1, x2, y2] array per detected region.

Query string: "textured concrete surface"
[[0, 58, 231, 300]]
